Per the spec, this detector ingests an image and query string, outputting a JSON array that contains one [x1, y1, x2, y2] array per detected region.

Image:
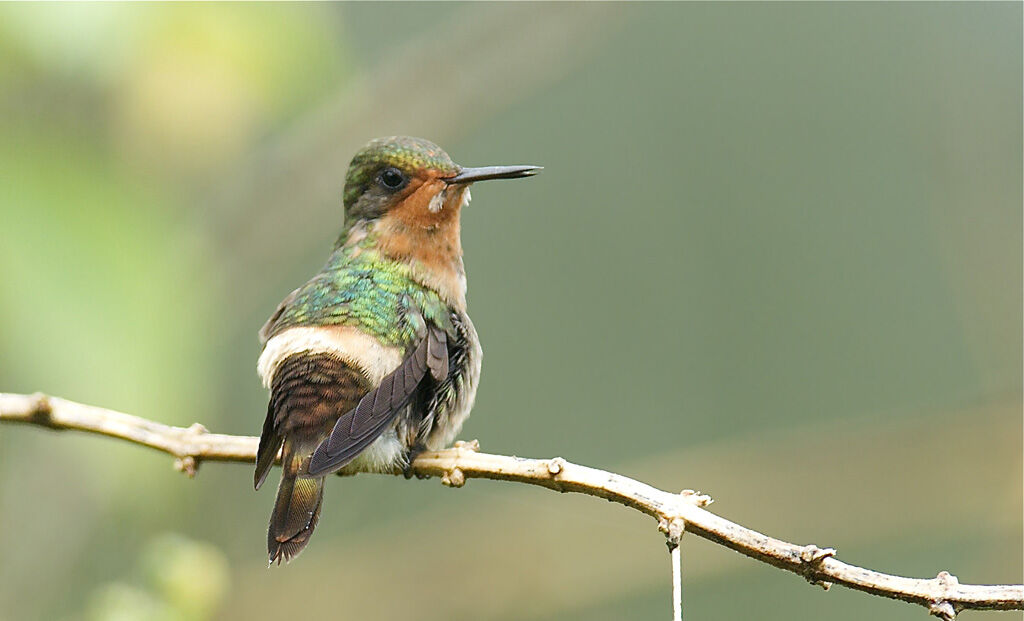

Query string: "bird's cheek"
[[444, 186, 471, 211], [428, 190, 444, 214]]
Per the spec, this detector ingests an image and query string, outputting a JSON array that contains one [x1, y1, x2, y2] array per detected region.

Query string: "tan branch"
[[1, 392, 1020, 619]]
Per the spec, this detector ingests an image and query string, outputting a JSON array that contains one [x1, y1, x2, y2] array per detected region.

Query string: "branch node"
[[29, 392, 52, 414], [928, 571, 961, 620], [174, 455, 199, 478], [799, 544, 836, 564], [454, 439, 480, 452], [798, 544, 837, 588], [186, 422, 209, 435], [659, 516, 686, 550], [547, 457, 566, 476], [680, 489, 713, 507], [935, 571, 959, 588], [929, 600, 956, 621], [26, 392, 56, 428], [441, 466, 465, 488]]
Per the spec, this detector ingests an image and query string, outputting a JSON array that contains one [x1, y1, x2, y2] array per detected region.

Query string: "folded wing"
[[307, 325, 448, 476]]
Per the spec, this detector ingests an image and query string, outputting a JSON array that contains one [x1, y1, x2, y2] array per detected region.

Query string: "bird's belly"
[[336, 431, 405, 474]]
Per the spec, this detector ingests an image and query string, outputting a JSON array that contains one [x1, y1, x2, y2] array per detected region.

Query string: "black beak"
[[446, 165, 542, 184]]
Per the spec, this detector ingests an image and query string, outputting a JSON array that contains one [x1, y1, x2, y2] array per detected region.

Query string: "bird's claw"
[[403, 445, 431, 479]]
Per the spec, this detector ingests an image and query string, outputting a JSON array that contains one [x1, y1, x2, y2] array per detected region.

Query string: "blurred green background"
[[1, 3, 1021, 620]]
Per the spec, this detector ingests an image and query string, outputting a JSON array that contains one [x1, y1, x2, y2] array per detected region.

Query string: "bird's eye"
[[378, 167, 408, 191]]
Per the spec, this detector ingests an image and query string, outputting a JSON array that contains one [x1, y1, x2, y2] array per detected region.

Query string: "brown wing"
[[307, 325, 448, 476], [254, 351, 371, 490]]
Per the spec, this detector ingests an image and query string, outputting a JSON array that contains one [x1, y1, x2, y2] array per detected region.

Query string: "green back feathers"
[[264, 240, 452, 349]]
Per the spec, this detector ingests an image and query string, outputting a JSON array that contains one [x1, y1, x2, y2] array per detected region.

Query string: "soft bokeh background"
[[1, 3, 1021, 620]]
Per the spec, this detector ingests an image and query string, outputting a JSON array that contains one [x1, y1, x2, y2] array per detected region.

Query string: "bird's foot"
[[403, 445, 431, 480]]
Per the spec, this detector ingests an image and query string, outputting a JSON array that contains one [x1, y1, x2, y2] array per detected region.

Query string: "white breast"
[[257, 325, 404, 388]]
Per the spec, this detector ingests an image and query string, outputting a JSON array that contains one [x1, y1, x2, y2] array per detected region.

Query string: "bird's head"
[[342, 136, 540, 232], [338, 136, 540, 308]]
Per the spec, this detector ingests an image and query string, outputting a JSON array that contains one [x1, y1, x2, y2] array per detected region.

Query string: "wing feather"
[[307, 326, 444, 476], [427, 328, 448, 382]]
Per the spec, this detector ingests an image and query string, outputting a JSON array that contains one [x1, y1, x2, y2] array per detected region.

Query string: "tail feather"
[[254, 401, 283, 491], [268, 447, 325, 565]]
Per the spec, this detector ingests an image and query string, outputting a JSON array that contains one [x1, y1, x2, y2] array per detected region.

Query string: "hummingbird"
[[255, 136, 541, 564]]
